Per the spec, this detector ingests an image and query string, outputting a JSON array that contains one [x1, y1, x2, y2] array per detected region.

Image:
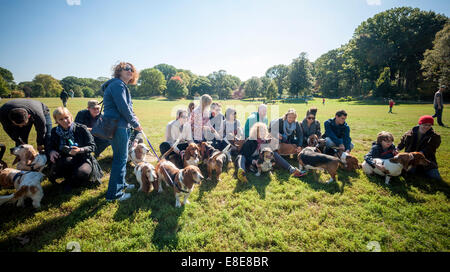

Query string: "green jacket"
[[244, 112, 268, 139]]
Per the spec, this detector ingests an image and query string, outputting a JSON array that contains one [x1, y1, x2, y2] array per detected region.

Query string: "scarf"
[[55, 123, 76, 150], [283, 119, 296, 137]]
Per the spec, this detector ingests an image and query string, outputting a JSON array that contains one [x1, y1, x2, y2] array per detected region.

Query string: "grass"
[[0, 97, 449, 252]]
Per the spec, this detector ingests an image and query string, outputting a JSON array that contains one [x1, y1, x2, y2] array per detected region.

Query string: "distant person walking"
[[388, 99, 395, 113], [323, 98, 325, 105], [60, 90, 69, 107], [432, 85, 445, 126]]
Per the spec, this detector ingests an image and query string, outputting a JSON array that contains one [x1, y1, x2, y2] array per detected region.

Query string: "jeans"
[[94, 137, 111, 157], [408, 167, 443, 181], [273, 152, 296, 173], [325, 137, 354, 151], [106, 127, 130, 200], [433, 107, 444, 126]]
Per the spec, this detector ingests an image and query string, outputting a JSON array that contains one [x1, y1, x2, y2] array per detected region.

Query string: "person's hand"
[[393, 149, 399, 156], [135, 125, 143, 132], [37, 145, 44, 152], [50, 151, 60, 163], [296, 146, 302, 153], [278, 135, 283, 140], [339, 144, 345, 151], [69, 146, 81, 156], [87, 127, 92, 131]]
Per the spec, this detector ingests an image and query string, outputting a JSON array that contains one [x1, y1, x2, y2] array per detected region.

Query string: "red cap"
[[418, 115, 434, 125]]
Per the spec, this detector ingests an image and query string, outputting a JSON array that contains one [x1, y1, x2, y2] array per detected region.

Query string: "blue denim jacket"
[[102, 78, 140, 129]]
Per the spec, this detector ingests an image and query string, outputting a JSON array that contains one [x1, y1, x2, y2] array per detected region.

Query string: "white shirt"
[[165, 120, 193, 145]]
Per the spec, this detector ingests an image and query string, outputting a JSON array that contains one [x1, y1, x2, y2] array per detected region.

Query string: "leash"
[[140, 130, 189, 194]]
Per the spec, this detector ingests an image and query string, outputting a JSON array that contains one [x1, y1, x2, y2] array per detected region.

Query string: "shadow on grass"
[[0, 191, 106, 251], [365, 172, 450, 202], [232, 171, 272, 199], [113, 168, 186, 251]]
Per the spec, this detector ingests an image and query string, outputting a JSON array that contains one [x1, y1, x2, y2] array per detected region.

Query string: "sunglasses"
[[307, 116, 315, 120], [123, 66, 134, 72]]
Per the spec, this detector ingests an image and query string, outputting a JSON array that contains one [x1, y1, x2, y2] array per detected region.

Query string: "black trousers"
[[51, 156, 92, 185], [433, 107, 444, 126]]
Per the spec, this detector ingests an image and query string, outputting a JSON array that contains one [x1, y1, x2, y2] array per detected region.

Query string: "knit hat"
[[418, 115, 434, 125]]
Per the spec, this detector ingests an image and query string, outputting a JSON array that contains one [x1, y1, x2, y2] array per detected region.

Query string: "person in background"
[[300, 107, 321, 147], [432, 85, 445, 126], [47, 107, 103, 191], [188, 102, 195, 120], [60, 89, 69, 107], [397, 115, 442, 181], [388, 99, 395, 113], [102, 62, 143, 202], [0, 98, 52, 152], [75, 99, 111, 158], [244, 104, 268, 139]]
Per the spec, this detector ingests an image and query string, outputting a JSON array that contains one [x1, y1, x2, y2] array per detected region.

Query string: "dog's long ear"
[[26, 148, 38, 165], [141, 166, 153, 193], [12, 156, 20, 165]]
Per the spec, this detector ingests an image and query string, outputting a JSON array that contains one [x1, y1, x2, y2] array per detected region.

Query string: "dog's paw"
[[255, 172, 261, 177]]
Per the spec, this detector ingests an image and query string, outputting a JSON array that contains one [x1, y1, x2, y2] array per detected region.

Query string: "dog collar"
[[13, 171, 27, 183]]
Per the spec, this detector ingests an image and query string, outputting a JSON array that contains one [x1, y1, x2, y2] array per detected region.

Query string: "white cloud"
[[66, 0, 81, 6], [366, 0, 381, 6]]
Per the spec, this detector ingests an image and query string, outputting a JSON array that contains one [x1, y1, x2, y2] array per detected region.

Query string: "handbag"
[[91, 101, 118, 140]]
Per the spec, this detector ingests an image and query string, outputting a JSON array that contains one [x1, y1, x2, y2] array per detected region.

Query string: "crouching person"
[[362, 131, 398, 176], [323, 110, 354, 154], [47, 107, 103, 191], [397, 115, 442, 181]]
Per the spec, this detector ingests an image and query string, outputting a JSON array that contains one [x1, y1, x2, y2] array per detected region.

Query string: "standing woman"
[[300, 107, 321, 147], [103, 62, 143, 201], [191, 94, 216, 143]]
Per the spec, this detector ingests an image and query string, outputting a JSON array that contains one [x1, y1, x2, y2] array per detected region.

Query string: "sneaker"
[[106, 193, 131, 202], [291, 168, 307, 178], [237, 168, 248, 183]]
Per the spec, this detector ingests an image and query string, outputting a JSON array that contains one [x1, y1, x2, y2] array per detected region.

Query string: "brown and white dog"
[[11, 144, 47, 172], [128, 140, 150, 165], [155, 160, 203, 207], [0, 168, 45, 209], [362, 152, 431, 184], [337, 151, 361, 171], [199, 142, 231, 181], [277, 143, 300, 156], [133, 162, 158, 193], [182, 142, 201, 167], [255, 147, 276, 176], [298, 146, 343, 183], [307, 134, 326, 150]]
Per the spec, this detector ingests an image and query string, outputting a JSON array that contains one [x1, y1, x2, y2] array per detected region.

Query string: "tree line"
[[0, 7, 448, 101]]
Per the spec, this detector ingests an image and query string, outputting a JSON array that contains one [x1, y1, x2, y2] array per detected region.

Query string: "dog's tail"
[[0, 186, 31, 206], [160, 139, 180, 160]]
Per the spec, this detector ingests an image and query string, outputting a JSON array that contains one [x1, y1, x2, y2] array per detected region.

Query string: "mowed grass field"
[[0, 97, 449, 252]]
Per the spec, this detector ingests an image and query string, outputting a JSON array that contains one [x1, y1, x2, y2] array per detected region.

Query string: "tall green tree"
[[191, 76, 212, 96], [266, 80, 278, 102], [138, 68, 166, 97], [288, 52, 314, 97], [266, 64, 289, 96], [244, 77, 262, 100], [154, 64, 177, 82], [166, 76, 188, 99], [0, 76, 11, 97], [32, 74, 63, 97]]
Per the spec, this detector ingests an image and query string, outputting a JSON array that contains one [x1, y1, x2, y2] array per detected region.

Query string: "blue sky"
[[0, 0, 448, 83]]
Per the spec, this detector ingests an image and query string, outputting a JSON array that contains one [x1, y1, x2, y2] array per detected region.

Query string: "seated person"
[[362, 131, 398, 175], [209, 102, 225, 149], [323, 110, 353, 154], [75, 100, 111, 157], [191, 94, 216, 142], [0, 98, 52, 152], [300, 107, 321, 147], [244, 104, 268, 139], [269, 108, 303, 152], [236, 122, 304, 183], [47, 107, 103, 190], [397, 115, 442, 181], [160, 109, 194, 156]]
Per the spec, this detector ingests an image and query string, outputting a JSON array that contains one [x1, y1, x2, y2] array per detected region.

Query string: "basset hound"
[[0, 168, 45, 209], [11, 144, 47, 172], [297, 146, 343, 183], [198, 142, 232, 181], [133, 161, 158, 193]]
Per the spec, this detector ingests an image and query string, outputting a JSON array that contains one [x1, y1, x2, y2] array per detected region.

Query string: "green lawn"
[[0, 97, 449, 252]]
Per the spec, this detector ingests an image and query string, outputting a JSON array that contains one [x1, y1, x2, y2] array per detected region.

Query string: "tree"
[[166, 76, 188, 99], [421, 23, 450, 89], [0, 67, 14, 83], [260, 76, 271, 97], [288, 52, 314, 97], [207, 70, 238, 99], [266, 80, 278, 101], [266, 64, 289, 96], [191, 76, 212, 96], [32, 74, 63, 97], [375, 67, 394, 97], [31, 83, 45, 97], [138, 68, 166, 97], [0, 76, 11, 97], [81, 86, 95, 98], [154, 64, 177, 82], [244, 77, 262, 100]]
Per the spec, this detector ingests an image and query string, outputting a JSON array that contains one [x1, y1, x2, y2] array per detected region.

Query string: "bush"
[[338, 96, 353, 102], [11, 90, 25, 98], [81, 87, 95, 98]]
